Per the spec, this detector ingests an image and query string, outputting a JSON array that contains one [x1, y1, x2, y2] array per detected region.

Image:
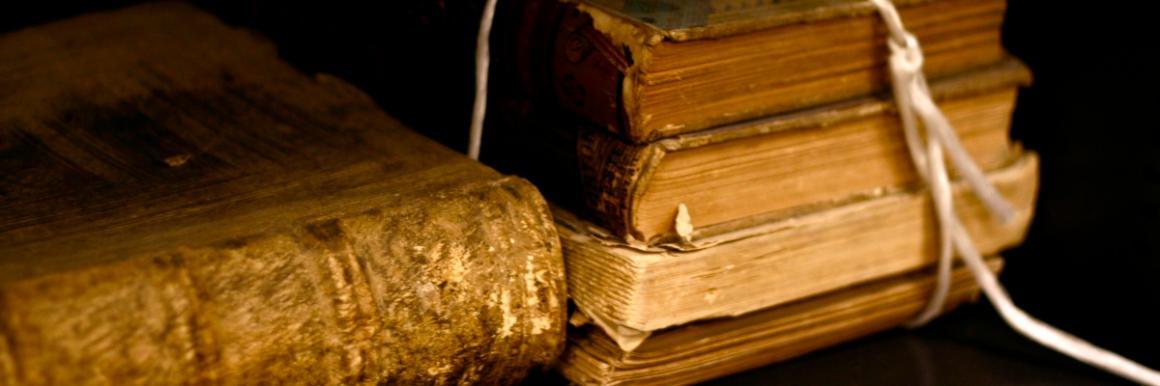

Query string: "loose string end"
[[871, 0, 1160, 383]]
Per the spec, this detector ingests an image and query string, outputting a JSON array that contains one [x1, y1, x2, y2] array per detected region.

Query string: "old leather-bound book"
[[574, 60, 1029, 243], [0, 4, 564, 385], [557, 153, 1036, 349], [524, 0, 1008, 142], [559, 258, 1003, 385], [498, 60, 1029, 244]]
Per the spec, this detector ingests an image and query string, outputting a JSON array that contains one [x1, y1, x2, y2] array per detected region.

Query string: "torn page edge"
[[571, 305, 652, 352]]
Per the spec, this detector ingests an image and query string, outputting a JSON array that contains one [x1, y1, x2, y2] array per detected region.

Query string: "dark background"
[[5, 1, 1157, 384]]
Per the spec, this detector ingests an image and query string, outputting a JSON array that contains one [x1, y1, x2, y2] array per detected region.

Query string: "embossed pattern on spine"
[[576, 126, 659, 240]]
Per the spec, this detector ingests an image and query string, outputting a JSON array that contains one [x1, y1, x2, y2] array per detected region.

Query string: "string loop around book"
[[870, 0, 1160, 384]]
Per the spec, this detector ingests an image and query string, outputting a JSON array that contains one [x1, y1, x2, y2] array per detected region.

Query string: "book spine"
[[545, 2, 634, 140], [576, 125, 661, 241], [0, 177, 566, 385]]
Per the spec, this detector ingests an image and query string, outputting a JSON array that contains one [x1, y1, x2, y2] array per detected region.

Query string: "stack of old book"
[[494, 0, 1039, 383]]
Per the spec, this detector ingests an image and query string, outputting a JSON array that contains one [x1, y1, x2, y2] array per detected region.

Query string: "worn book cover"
[[578, 60, 1029, 242], [520, 0, 1008, 141], [0, 4, 564, 384], [494, 59, 1029, 244]]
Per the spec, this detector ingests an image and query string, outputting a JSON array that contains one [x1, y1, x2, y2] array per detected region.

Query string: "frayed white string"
[[469, 0, 499, 160], [871, 0, 1160, 384]]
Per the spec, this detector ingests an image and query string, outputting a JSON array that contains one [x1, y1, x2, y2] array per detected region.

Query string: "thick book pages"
[[557, 154, 1036, 347], [573, 60, 1029, 242], [0, 4, 564, 385], [526, 0, 1007, 141], [559, 258, 1003, 386]]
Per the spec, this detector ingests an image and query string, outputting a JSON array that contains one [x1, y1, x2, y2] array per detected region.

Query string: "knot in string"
[[887, 34, 924, 75]]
